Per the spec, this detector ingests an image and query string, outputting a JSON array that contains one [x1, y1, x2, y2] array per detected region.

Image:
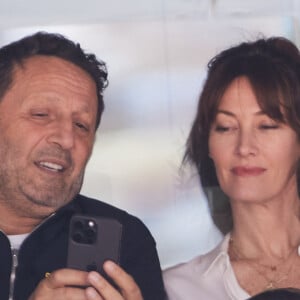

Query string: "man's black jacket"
[[0, 194, 166, 300]]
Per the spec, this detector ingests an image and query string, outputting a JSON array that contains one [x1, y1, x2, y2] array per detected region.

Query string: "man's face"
[[0, 55, 98, 218]]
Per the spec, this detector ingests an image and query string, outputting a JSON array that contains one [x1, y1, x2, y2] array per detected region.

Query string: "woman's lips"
[[231, 166, 266, 176]]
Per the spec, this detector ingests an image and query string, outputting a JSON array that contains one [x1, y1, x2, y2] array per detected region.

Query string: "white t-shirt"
[[163, 234, 250, 300], [8, 233, 29, 250]]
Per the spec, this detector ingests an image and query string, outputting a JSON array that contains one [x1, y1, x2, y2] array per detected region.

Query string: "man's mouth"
[[38, 161, 65, 172]]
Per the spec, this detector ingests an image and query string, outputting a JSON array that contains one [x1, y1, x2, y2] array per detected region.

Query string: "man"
[[0, 32, 166, 300]]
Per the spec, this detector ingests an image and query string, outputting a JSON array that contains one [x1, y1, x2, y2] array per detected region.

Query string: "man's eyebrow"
[[37, 97, 93, 113]]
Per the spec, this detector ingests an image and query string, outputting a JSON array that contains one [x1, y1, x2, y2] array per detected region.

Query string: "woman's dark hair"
[[0, 31, 108, 129], [185, 37, 300, 188]]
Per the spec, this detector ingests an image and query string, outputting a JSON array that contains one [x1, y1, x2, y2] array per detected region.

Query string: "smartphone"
[[67, 214, 123, 276]]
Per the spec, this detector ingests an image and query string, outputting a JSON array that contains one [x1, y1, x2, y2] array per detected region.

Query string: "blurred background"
[[0, 0, 299, 269]]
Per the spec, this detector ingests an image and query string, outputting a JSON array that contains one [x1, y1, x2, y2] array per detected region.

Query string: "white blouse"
[[163, 234, 250, 300]]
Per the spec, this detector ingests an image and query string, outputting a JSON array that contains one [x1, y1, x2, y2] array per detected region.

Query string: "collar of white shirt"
[[163, 233, 250, 300]]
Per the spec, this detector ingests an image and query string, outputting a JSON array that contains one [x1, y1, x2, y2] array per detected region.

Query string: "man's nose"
[[47, 120, 75, 150]]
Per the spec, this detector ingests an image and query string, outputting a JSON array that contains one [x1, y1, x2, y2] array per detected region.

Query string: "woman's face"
[[208, 76, 300, 203]]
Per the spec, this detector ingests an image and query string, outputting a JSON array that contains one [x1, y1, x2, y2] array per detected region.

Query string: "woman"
[[163, 37, 300, 299]]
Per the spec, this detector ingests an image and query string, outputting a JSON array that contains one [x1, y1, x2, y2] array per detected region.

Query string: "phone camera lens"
[[85, 228, 96, 244], [72, 231, 84, 243], [74, 221, 83, 230], [85, 228, 95, 237], [70, 218, 97, 244]]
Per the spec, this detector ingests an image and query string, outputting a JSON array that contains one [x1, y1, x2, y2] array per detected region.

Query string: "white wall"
[[0, 0, 299, 268]]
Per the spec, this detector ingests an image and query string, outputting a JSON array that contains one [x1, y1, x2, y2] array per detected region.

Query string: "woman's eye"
[[259, 124, 279, 130], [215, 126, 229, 132], [214, 125, 236, 132]]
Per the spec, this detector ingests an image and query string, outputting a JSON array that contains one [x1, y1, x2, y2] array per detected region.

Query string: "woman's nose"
[[235, 129, 258, 157]]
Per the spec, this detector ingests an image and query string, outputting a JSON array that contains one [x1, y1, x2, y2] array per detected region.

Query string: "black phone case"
[[67, 214, 122, 276]]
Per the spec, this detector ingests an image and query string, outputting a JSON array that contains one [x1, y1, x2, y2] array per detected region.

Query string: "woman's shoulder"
[[163, 246, 220, 281], [163, 238, 230, 300], [163, 235, 230, 280]]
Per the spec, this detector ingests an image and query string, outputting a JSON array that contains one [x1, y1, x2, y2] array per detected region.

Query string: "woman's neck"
[[230, 197, 300, 260]]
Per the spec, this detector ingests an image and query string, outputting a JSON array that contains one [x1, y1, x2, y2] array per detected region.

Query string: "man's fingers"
[[85, 286, 104, 300], [44, 269, 90, 289], [30, 286, 87, 300], [86, 262, 143, 300], [103, 261, 142, 299], [87, 271, 122, 300], [29, 269, 89, 300]]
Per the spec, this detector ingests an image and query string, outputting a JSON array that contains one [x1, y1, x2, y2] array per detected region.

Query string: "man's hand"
[[28, 261, 143, 300], [86, 261, 143, 300], [28, 269, 89, 300]]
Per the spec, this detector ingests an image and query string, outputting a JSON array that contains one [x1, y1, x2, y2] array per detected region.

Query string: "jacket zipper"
[[7, 213, 56, 299], [9, 248, 18, 300]]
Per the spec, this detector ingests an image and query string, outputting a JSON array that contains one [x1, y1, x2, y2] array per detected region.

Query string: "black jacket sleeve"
[[120, 214, 166, 300]]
